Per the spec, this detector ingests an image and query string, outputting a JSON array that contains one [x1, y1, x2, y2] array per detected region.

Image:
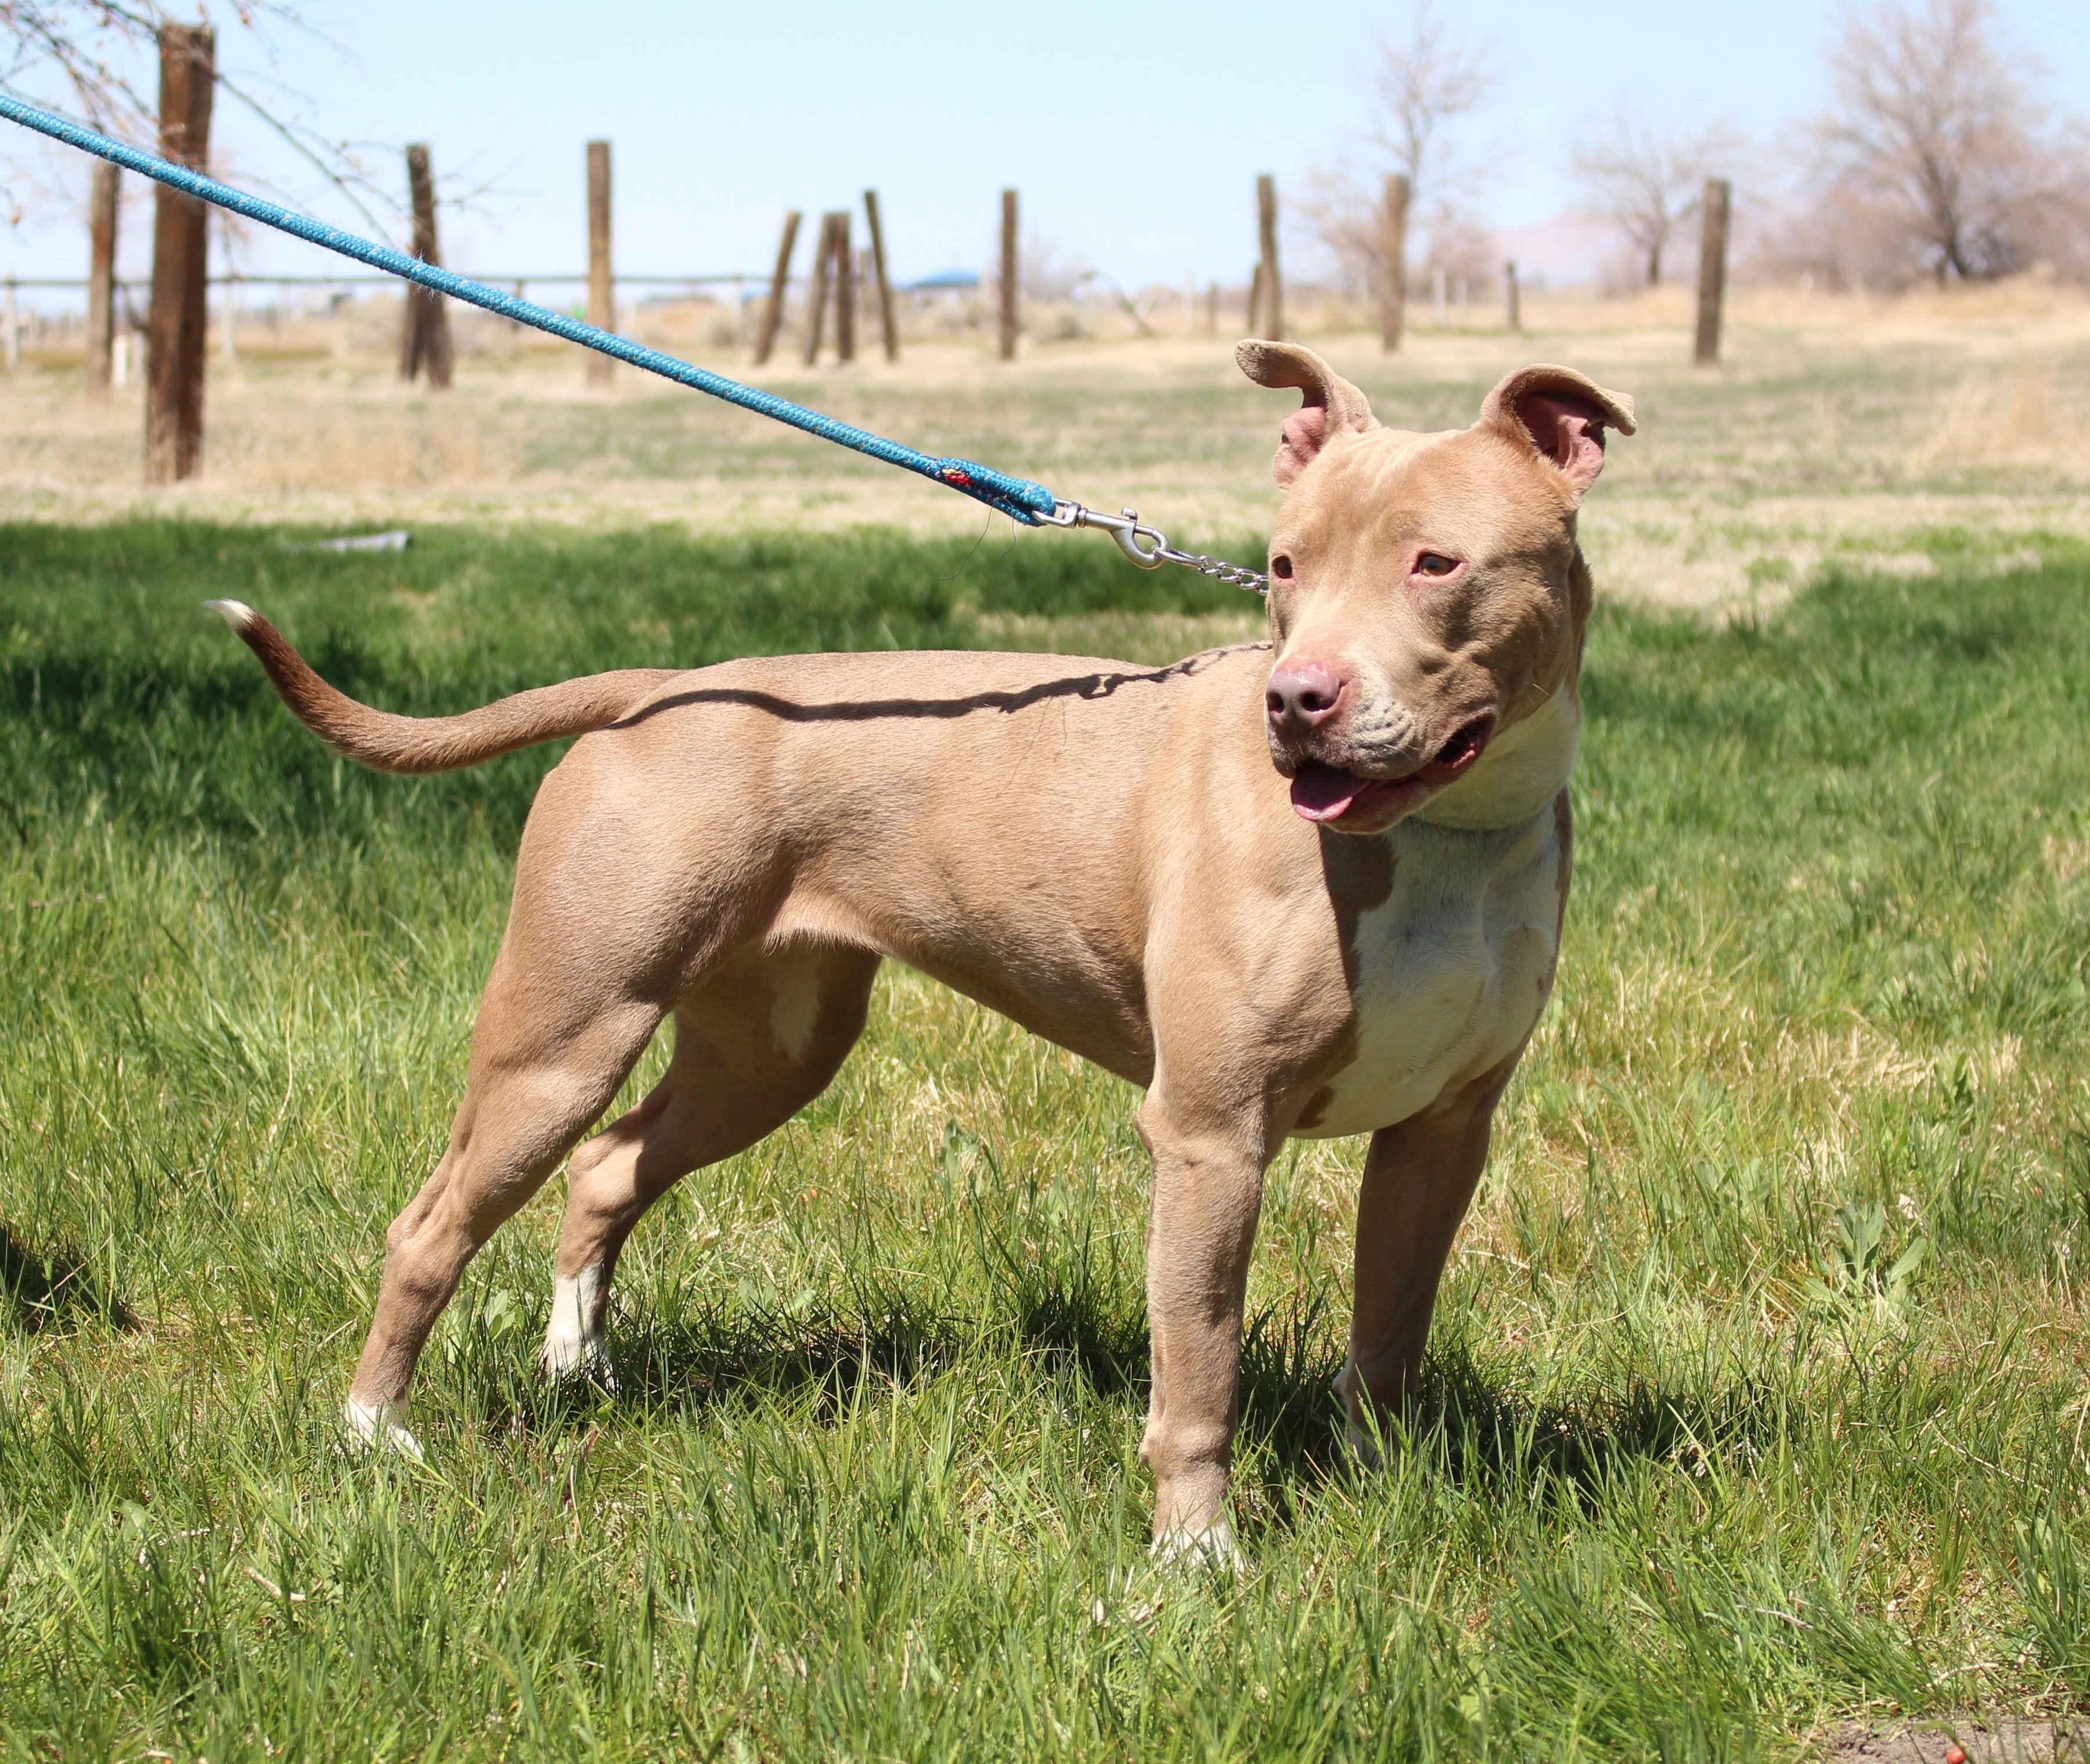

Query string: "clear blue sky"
[[3, 0, 2087, 294]]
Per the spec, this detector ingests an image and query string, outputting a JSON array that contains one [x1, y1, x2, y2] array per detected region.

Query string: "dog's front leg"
[[1135, 1096, 1267, 1567], [1337, 1054, 1520, 1457]]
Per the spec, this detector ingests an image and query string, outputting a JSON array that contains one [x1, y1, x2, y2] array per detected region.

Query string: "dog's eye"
[[1415, 552, 1460, 577], [1271, 555, 1294, 579]]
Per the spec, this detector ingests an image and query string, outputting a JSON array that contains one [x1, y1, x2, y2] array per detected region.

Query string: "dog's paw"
[[542, 1270, 619, 1393], [539, 1331, 621, 1396], [1150, 1517, 1245, 1577], [344, 1396, 425, 1462]]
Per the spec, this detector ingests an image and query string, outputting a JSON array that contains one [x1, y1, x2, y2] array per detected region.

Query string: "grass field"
[[2, 519, 2089, 1761], [8, 280, 2090, 620]]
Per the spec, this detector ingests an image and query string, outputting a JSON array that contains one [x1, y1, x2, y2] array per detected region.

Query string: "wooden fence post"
[[3, 280, 16, 372], [754, 210, 801, 366], [831, 209, 855, 363], [1504, 260, 1520, 332], [1255, 174, 1282, 341], [1381, 174, 1408, 353], [145, 21, 214, 482], [998, 188, 1019, 361], [1694, 176, 1731, 365], [863, 189, 899, 362], [586, 139, 613, 384], [803, 211, 837, 366], [86, 162, 118, 395], [398, 143, 453, 388]]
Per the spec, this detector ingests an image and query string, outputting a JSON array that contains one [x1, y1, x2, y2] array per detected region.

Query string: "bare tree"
[[1810, 0, 2090, 283], [1300, 1, 1502, 296], [1572, 110, 1746, 286], [1362, 0, 1502, 212], [2, 2, 394, 222]]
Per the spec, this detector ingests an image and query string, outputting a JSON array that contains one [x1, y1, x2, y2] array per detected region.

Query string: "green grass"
[[1, 521, 2088, 1762]]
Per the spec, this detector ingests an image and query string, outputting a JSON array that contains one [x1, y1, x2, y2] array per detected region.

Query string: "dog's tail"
[[207, 600, 680, 776]]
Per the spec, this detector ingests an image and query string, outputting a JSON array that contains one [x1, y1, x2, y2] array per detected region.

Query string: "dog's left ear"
[[1479, 365, 1636, 496], [1237, 340, 1380, 485]]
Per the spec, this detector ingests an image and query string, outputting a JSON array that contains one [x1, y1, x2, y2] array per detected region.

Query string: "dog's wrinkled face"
[[1239, 341, 1634, 835]]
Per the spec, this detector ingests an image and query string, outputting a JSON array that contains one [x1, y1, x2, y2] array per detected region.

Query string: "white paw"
[[344, 1396, 424, 1461], [1150, 1516, 1244, 1575], [542, 1269, 619, 1392]]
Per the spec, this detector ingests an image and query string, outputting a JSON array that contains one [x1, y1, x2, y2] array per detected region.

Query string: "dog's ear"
[[1479, 365, 1636, 496], [1236, 340, 1380, 486]]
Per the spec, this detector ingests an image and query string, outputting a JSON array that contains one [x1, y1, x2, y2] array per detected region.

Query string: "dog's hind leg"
[[542, 939, 882, 1384], [343, 926, 677, 1457]]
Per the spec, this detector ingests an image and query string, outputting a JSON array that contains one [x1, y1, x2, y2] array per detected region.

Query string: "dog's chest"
[[1297, 811, 1564, 1139]]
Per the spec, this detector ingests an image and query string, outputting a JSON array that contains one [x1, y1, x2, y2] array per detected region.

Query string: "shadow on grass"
[[1401, 1342, 1784, 1504], [446, 1261, 1785, 1535], [0, 1223, 139, 1334]]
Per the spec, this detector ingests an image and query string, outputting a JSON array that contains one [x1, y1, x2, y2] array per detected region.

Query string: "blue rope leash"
[[0, 93, 1058, 525]]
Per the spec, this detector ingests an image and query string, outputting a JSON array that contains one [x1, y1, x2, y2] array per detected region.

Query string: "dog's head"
[[1239, 340, 1634, 834]]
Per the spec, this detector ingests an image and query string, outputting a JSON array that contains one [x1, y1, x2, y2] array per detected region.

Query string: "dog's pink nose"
[[1266, 661, 1347, 732]]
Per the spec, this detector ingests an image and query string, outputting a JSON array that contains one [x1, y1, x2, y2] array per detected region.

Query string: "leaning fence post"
[[754, 210, 801, 366], [863, 189, 899, 362], [585, 139, 613, 385], [831, 209, 855, 363], [86, 162, 118, 395], [1380, 174, 1408, 354], [398, 143, 453, 388], [998, 189, 1019, 361], [145, 20, 214, 483], [1255, 174, 1282, 341], [803, 211, 837, 366], [1694, 177, 1731, 365]]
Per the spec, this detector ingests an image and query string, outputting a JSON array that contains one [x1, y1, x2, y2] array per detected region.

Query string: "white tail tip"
[[204, 598, 257, 631]]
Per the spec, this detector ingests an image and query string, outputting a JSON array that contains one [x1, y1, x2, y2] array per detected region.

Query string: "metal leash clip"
[[1042, 501, 1270, 596]]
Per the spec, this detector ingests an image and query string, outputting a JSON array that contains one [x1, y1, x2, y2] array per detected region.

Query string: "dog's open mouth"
[[1288, 716, 1495, 825]]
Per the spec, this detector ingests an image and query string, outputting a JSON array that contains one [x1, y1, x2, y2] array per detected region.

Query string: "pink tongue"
[[1289, 764, 1363, 822]]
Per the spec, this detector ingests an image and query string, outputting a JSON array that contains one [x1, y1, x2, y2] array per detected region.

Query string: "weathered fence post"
[[585, 139, 613, 384], [1694, 176, 1731, 365], [803, 211, 837, 366], [3, 279, 16, 372], [754, 210, 801, 366], [86, 161, 118, 395], [1504, 260, 1520, 332], [863, 189, 899, 362], [146, 21, 214, 483], [998, 188, 1018, 361], [831, 209, 855, 363], [1381, 174, 1408, 353], [1255, 174, 1282, 341], [398, 143, 453, 388]]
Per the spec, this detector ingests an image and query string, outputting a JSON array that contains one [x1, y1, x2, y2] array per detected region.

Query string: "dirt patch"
[[1822, 1718, 2088, 1762]]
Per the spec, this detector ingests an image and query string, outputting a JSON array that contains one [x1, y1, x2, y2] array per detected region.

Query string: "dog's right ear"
[[1236, 340, 1379, 486]]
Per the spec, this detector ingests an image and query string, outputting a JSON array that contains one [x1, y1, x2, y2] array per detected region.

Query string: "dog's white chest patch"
[[1298, 811, 1563, 1139]]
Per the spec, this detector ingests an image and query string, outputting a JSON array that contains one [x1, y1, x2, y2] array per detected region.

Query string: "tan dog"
[[210, 343, 1632, 1563]]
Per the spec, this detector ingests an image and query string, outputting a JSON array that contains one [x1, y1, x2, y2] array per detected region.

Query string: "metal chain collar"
[[1038, 502, 1270, 595]]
